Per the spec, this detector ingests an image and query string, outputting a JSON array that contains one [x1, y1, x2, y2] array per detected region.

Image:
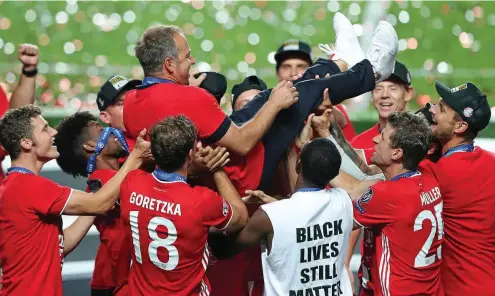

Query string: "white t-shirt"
[[260, 188, 354, 296]]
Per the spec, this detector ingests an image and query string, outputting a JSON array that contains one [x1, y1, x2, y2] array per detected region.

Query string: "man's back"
[[435, 147, 495, 295], [123, 83, 229, 143], [260, 188, 354, 296], [353, 172, 444, 296], [119, 170, 233, 296]]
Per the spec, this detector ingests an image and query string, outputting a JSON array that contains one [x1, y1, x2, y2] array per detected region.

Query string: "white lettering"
[[136, 194, 143, 206], [149, 199, 156, 211], [421, 187, 442, 206], [174, 204, 181, 216], [143, 196, 150, 209], [130, 192, 182, 216]]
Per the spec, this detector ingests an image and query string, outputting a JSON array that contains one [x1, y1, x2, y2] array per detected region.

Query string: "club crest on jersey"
[[222, 200, 229, 216]]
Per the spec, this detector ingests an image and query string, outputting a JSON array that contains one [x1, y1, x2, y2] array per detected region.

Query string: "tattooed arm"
[[329, 121, 382, 176]]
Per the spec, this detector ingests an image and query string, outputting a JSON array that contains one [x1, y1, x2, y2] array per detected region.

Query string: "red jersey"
[[353, 171, 443, 296], [86, 169, 131, 290], [351, 123, 380, 165], [120, 170, 233, 295], [0, 87, 9, 183], [335, 105, 357, 140], [435, 146, 495, 296], [0, 172, 72, 296], [123, 83, 263, 193]]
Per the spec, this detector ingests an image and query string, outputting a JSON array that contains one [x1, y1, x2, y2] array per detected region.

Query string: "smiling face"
[[29, 115, 60, 161], [429, 99, 468, 143], [372, 80, 412, 121], [171, 33, 195, 85]]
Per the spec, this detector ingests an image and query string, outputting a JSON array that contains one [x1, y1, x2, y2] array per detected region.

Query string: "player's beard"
[[432, 125, 454, 143]]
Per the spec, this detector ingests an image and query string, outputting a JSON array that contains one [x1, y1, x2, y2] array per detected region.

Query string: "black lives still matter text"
[[289, 219, 344, 296]]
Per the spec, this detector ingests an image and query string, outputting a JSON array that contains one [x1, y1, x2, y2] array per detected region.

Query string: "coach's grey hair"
[[135, 25, 184, 76], [388, 111, 432, 170]]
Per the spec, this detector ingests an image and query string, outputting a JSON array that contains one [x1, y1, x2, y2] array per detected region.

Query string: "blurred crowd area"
[[1, 0, 495, 117]]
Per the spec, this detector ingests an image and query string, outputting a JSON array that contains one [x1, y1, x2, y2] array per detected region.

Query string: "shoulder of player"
[[89, 169, 118, 182], [122, 169, 150, 183]]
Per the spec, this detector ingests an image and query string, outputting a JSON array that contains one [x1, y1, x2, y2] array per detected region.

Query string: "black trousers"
[[229, 59, 375, 191]]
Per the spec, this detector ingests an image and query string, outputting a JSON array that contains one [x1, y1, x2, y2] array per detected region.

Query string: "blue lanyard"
[[87, 127, 130, 174], [141, 77, 176, 87], [391, 170, 420, 181], [443, 143, 474, 157], [295, 187, 322, 193], [152, 168, 187, 183], [7, 166, 35, 175]]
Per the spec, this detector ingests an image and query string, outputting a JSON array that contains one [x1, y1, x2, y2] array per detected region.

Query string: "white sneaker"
[[319, 12, 364, 68], [365, 20, 399, 82]]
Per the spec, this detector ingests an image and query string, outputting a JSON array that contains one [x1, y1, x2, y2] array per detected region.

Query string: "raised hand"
[[311, 108, 333, 138], [242, 190, 278, 204], [18, 44, 39, 71], [191, 143, 230, 173], [295, 113, 315, 149], [269, 81, 299, 110], [133, 128, 152, 159], [189, 70, 207, 87]]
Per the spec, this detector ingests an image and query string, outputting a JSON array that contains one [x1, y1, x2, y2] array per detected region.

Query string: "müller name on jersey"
[[420, 186, 441, 206], [291, 219, 344, 296], [130, 191, 182, 216]]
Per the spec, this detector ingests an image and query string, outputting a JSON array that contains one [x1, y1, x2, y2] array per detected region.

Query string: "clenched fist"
[[18, 44, 39, 71]]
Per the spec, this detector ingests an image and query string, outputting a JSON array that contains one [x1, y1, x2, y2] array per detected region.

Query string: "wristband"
[[22, 68, 38, 77]]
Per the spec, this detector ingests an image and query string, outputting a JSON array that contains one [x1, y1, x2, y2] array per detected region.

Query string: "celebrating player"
[[54, 112, 132, 296], [119, 115, 248, 295], [429, 81, 494, 296], [331, 111, 443, 296], [0, 105, 149, 295]]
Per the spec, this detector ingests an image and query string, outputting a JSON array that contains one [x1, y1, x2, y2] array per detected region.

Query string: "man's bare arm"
[[63, 216, 95, 255], [330, 171, 380, 200], [10, 44, 39, 109], [330, 123, 376, 175], [208, 208, 272, 259]]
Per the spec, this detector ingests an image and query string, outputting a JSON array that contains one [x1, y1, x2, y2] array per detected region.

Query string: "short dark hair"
[[54, 112, 96, 178], [0, 105, 42, 160], [135, 25, 184, 76], [300, 138, 342, 188], [150, 115, 197, 172], [388, 112, 431, 170]]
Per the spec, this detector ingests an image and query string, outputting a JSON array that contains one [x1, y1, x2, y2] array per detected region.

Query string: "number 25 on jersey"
[[414, 202, 443, 268]]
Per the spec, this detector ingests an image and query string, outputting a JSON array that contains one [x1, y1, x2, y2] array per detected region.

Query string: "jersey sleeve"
[[353, 181, 401, 228], [29, 177, 73, 216], [189, 89, 231, 143], [362, 148, 374, 165], [195, 186, 233, 230]]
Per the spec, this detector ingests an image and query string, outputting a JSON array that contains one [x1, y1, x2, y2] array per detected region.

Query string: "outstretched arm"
[[10, 44, 39, 109], [209, 208, 273, 259], [63, 216, 95, 255]]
